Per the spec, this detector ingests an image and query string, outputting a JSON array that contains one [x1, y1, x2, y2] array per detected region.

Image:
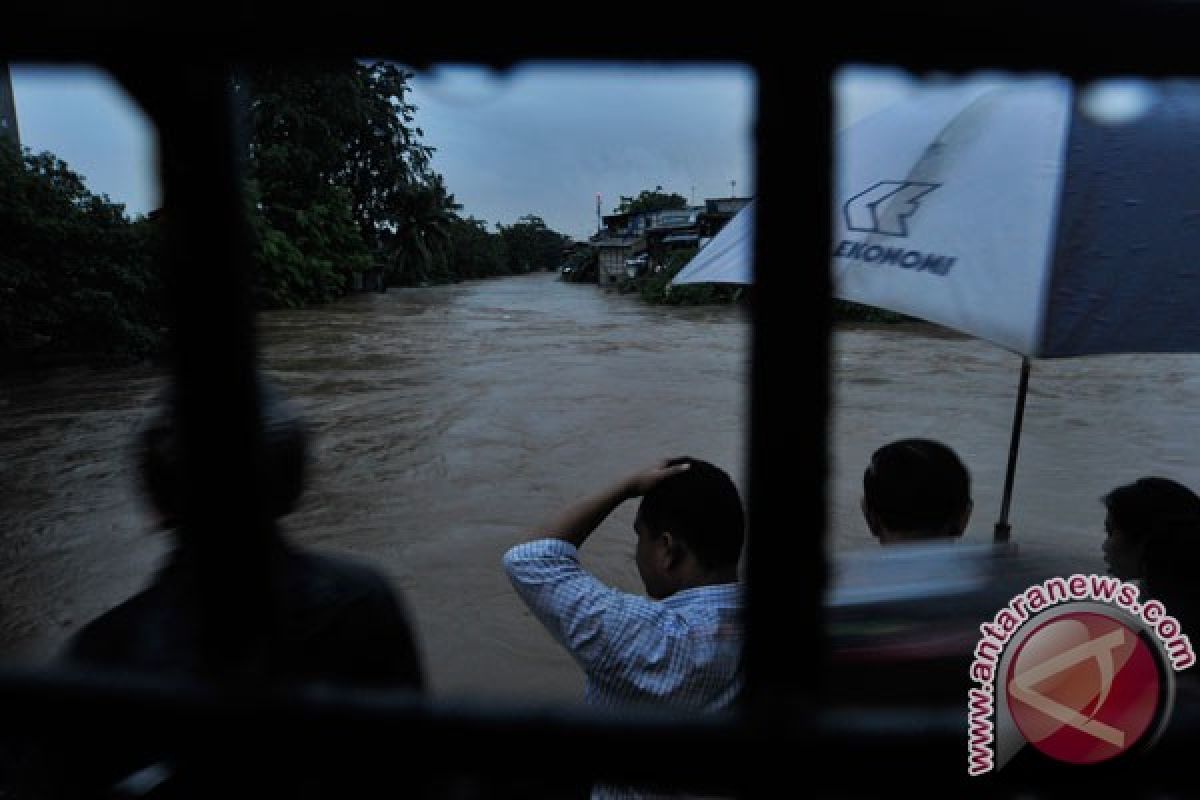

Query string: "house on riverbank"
[[587, 196, 752, 286]]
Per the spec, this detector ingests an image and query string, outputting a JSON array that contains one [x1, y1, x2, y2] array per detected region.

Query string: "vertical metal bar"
[[113, 61, 268, 678], [994, 356, 1032, 543], [744, 59, 831, 718]]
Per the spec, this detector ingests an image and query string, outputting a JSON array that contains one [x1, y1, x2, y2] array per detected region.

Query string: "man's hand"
[[623, 459, 692, 498]]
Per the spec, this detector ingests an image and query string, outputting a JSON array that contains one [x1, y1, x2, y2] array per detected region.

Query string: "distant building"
[[587, 197, 753, 286], [645, 206, 704, 265], [593, 210, 653, 285], [700, 197, 752, 237], [0, 64, 20, 148], [593, 233, 643, 285]]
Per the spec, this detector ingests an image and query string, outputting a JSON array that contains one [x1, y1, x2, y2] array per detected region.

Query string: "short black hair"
[[1103, 476, 1200, 542], [636, 457, 744, 569], [863, 438, 970, 535]]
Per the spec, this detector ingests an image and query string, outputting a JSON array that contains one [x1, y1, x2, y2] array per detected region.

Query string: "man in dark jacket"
[[38, 377, 423, 798]]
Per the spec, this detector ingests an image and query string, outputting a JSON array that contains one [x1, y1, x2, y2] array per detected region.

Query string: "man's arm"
[[525, 460, 690, 548]]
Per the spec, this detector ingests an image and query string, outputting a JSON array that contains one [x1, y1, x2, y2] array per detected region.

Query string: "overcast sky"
[[7, 63, 910, 241]]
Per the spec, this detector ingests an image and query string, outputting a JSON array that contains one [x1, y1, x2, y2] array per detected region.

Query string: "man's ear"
[[659, 531, 684, 570]]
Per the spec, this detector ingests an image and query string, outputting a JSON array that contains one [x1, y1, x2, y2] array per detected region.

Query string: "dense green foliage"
[[239, 62, 404, 304], [560, 247, 598, 283], [614, 186, 688, 215], [496, 215, 571, 274], [238, 62, 570, 300], [636, 249, 742, 306], [0, 140, 164, 362], [2, 62, 584, 363], [444, 216, 509, 281]]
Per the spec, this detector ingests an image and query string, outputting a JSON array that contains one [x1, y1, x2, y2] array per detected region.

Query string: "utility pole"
[[730, 179, 736, 198]]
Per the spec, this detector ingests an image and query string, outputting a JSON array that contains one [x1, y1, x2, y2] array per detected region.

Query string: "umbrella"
[[670, 200, 754, 285], [673, 75, 1200, 541]]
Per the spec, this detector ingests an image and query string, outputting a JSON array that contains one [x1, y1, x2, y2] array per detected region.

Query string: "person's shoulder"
[[283, 546, 398, 606], [65, 581, 177, 666], [277, 546, 424, 686]]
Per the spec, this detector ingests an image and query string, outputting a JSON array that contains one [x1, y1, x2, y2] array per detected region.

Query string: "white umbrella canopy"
[[670, 200, 754, 285], [676, 75, 1200, 358], [833, 75, 1200, 358], [672, 74, 1200, 539]]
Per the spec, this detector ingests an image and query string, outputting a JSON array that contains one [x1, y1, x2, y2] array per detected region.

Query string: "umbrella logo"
[[843, 181, 939, 237]]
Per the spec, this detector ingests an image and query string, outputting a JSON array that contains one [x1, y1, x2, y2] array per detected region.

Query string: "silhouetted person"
[[1102, 476, 1200, 585], [826, 438, 989, 710], [29, 376, 423, 799], [862, 438, 973, 544]]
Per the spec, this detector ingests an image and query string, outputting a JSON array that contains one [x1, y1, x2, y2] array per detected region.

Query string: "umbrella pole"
[[994, 357, 1032, 544]]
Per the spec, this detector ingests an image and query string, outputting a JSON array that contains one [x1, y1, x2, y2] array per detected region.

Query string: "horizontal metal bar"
[[2, 7, 1200, 79], [3, 666, 1198, 793]]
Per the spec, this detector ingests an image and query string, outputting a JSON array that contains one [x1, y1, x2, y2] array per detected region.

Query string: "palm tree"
[[387, 172, 461, 285]]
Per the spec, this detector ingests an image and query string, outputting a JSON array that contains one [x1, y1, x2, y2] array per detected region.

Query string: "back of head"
[[138, 375, 309, 526], [863, 438, 971, 539], [1103, 476, 1200, 543], [637, 457, 744, 570]]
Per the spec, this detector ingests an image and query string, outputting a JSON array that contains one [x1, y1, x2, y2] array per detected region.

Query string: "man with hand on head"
[[504, 457, 745, 711], [504, 457, 745, 796]]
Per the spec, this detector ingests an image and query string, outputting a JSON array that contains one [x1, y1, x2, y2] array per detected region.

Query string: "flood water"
[[3, 271, 1199, 700]]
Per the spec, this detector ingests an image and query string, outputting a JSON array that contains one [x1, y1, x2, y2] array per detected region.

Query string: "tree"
[[614, 186, 688, 215], [0, 139, 164, 359], [637, 248, 741, 306], [495, 215, 570, 274], [341, 62, 435, 262], [238, 62, 372, 306], [238, 61, 461, 302], [384, 172, 462, 286], [446, 216, 508, 280]]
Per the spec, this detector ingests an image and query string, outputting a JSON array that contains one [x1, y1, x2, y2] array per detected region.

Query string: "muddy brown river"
[[3, 271, 1199, 701]]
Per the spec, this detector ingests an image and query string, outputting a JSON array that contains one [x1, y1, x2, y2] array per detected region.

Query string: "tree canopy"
[[496, 215, 571, 274], [237, 61, 566, 299], [1, 62, 581, 362], [0, 139, 164, 361], [614, 186, 688, 215]]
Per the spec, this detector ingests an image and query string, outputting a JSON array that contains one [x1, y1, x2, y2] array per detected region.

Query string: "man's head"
[[862, 438, 972, 544], [1102, 476, 1200, 581], [138, 375, 309, 528], [633, 457, 744, 599]]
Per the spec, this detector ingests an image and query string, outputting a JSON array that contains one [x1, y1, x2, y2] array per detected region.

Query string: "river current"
[[4, 271, 1198, 700]]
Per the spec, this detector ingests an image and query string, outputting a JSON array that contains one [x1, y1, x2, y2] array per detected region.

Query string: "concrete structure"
[[0, 64, 20, 147], [593, 235, 642, 285]]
